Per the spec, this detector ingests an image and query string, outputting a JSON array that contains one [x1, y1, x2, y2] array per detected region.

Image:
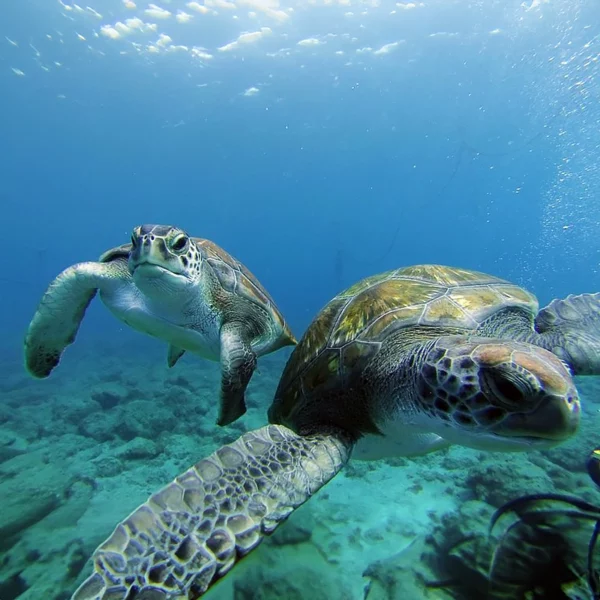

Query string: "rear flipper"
[[535, 293, 600, 375], [71, 425, 351, 600], [218, 322, 257, 426]]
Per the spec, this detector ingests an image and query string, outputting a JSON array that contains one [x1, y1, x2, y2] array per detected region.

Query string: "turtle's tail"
[[535, 292, 600, 375], [71, 425, 351, 600]]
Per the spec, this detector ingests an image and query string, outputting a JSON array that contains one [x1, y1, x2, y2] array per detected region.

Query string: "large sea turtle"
[[72, 264, 600, 600], [25, 224, 296, 426]]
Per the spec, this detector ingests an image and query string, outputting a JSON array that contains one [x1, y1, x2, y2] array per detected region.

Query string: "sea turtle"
[[25, 224, 296, 426], [72, 264, 600, 600]]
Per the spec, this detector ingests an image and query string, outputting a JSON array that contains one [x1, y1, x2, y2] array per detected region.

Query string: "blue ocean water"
[[2, 0, 600, 599], [1, 0, 598, 342]]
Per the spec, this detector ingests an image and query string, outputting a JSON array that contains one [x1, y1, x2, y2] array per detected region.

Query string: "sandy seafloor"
[[1, 331, 600, 600]]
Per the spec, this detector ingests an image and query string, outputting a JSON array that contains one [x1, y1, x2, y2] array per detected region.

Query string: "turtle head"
[[128, 224, 201, 292], [415, 336, 580, 451]]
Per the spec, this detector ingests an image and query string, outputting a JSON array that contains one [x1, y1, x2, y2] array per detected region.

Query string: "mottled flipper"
[[25, 261, 125, 378], [536, 293, 600, 375], [71, 424, 351, 600], [218, 321, 257, 426]]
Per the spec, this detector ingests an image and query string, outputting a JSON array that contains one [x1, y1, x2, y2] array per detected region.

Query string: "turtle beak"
[[493, 391, 580, 445], [140, 237, 168, 265], [129, 236, 170, 273]]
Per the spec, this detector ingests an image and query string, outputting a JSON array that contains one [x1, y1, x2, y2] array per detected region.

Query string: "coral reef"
[[0, 337, 598, 600]]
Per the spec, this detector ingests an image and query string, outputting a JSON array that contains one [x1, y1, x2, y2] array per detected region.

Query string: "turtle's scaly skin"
[[71, 425, 351, 600]]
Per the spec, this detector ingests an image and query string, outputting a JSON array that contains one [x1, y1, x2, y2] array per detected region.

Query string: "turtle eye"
[[482, 368, 527, 408], [171, 235, 187, 252]]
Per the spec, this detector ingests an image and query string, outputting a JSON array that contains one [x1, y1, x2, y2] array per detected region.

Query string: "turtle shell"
[[269, 264, 538, 431], [99, 238, 295, 344], [193, 238, 294, 342], [99, 244, 131, 263]]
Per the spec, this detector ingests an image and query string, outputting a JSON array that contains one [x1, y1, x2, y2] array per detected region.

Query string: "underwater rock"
[[344, 460, 380, 478], [362, 500, 498, 600], [115, 400, 177, 441], [162, 384, 210, 420], [165, 373, 193, 388], [465, 455, 555, 506], [270, 521, 312, 546], [545, 443, 592, 474], [362, 501, 497, 600], [1, 536, 88, 600], [426, 500, 496, 595], [49, 397, 103, 436], [0, 491, 61, 551], [90, 380, 136, 410], [233, 565, 351, 600], [158, 432, 212, 465], [0, 402, 11, 424], [0, 429, 28, 464], [91, 389, 123, 411], [439, 452, 479, 472], [115, 436, 160, 460], [0, 449, 72, 550], [79, 399, 178, 443], [363, 536, 440, 599], [0, 572, 28, 600], [78, 411, 118, 442], [91, 454, 123, 478], [543, 420, 600, 480]]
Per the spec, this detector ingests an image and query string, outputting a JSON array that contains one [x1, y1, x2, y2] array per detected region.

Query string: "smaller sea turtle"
[[72, 264, 600, 600], [25, 224, 296, 426]]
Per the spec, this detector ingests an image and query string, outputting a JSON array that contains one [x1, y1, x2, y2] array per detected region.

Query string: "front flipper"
[[25, 261, 124, 378], [536, 293, 600, 375], [71, 424, 351, 600], [218, 321, 257, 426]]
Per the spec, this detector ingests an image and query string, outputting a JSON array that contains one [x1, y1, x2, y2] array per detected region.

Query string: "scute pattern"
[[276, 297, 348, 402], [272, 264, 540, 426], [416, 339, 508, 429], [332, 279, 443, 346], [72, 425, 351, 600], [339, 270, 393, 298], [394, 264, 506, 286], [195, 238, 293, 339]]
